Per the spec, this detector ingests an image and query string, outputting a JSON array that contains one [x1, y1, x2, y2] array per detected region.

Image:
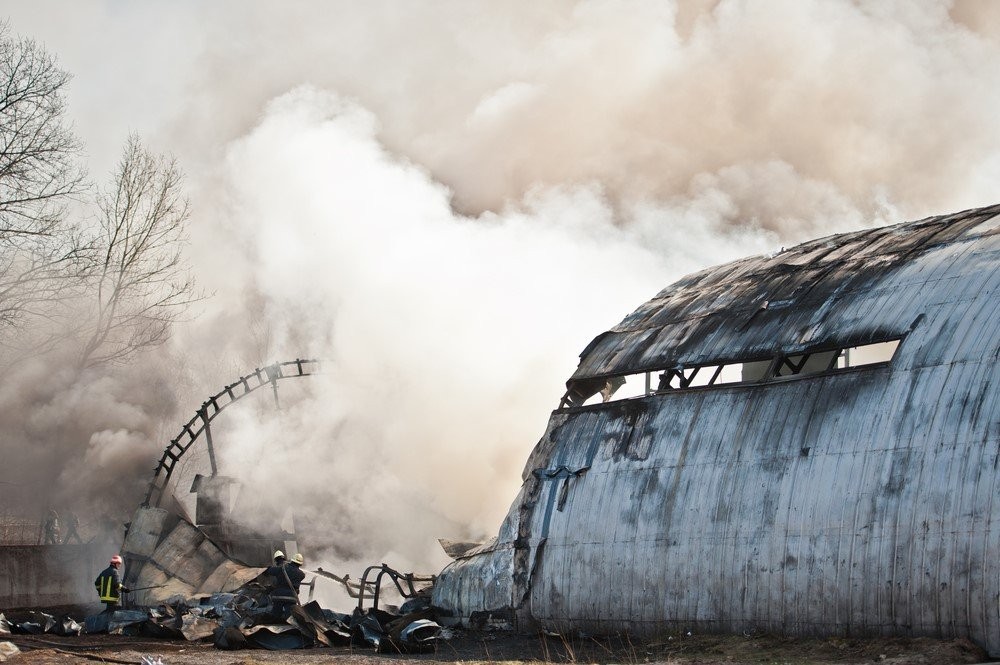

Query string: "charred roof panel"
[[569, 205, 1000, 383]]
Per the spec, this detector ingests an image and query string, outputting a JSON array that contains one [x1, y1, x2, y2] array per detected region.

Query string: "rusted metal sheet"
[[432, 205, 1000, 653]]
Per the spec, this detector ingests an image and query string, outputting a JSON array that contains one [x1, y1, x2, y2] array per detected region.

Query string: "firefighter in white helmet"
[[265, 551, 305, 619]]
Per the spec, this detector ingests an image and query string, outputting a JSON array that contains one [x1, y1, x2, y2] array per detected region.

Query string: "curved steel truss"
[[143, 359, 320, 508]]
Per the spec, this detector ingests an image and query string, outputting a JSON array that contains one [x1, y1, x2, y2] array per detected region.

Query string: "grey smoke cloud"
[[1, 0, 998, 579], [0, 349, 178, 516], [155, 0, 1000, 226]]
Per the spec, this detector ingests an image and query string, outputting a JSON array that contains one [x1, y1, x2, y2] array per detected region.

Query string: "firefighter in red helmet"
[[95, 554, 130, 612]]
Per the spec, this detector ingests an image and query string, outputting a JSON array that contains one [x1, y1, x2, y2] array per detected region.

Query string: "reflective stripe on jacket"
[[95, 565, 121, 602]]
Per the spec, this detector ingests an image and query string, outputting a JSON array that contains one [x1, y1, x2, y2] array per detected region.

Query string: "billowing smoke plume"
[[2, 0, 999, 581]]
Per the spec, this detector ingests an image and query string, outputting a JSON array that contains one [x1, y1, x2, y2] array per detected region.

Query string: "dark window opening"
[[559, 338, 902, 409], [774, 350, 839, 377]]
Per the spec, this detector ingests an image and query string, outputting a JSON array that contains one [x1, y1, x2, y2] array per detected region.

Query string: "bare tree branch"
[[0, 25, 198, 370], [0, 23, 85, 238], [0, 23, 88, 343], [80, 134, 199, 367]]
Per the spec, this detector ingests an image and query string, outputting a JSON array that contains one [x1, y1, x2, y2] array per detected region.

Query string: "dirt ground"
[[1, 628, 993, 665]]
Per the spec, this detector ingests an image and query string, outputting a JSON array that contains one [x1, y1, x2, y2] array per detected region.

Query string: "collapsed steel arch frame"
[[142, 358, 320, 508]]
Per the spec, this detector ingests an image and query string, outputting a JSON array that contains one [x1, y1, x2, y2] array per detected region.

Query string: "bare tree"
[[0, 24, 87, 333], [80, 135, 197, 366], [0, 24, 84, 235], [0, 25, 196, 366]]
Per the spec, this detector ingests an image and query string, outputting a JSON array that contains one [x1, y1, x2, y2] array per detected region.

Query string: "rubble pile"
[[1, 584, 443, 652], [0, 611, 82, 636]]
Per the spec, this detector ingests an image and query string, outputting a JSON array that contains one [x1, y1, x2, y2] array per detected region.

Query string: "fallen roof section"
[[122, 507, 263, 606]]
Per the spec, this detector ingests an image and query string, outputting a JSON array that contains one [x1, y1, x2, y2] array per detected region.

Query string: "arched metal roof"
[[434, 203, 1000, 654]]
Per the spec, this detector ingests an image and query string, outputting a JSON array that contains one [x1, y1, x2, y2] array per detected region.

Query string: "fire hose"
[[125, 584, 168, 593]]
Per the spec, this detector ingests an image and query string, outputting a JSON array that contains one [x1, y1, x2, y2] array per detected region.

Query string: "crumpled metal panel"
[[9, 611, 55, 635], [124, 507, 262, 607], [433, 205, 1000, 653], [287, 601, 351, 647], [399, 618, 440, 642], [132, 565, 196, 605], [106, 610, 149, 635], [122, 508, 171, 558], [147, 521, 216, 588], [433, 542, 516, 627], [198, 561, 265, 595], [179, 614, 219, 641], [243, 623, 309, 650], [434, 481, 529, 626]]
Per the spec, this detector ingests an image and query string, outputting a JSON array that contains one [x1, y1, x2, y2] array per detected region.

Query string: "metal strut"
[[355, 564, 436, 612], [142, 359, 321, 508]]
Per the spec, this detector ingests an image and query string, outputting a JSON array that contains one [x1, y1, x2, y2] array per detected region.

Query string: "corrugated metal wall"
[[433, 206, 1000, 652]]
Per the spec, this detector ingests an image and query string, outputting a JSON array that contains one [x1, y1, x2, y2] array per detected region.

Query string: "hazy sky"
[[3, 0, 999, 578]]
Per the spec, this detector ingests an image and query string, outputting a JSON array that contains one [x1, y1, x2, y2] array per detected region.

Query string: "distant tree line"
[[0, 22, 197, 369]]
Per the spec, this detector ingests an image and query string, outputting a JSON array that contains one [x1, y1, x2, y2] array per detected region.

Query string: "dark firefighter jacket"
[[95, 565, 123, 603], [265, 563, 305, 601]]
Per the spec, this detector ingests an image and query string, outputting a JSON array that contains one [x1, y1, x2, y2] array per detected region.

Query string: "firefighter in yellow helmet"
[[95, 555, 130, 612], [288, 553, 305, 591]]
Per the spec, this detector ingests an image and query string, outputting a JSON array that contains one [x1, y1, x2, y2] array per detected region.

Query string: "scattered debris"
[[1, 562, 443, 653], [1, 610, 81, 636]]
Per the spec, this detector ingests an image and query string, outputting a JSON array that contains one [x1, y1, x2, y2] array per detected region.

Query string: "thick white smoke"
[[177, 88, 675, 572], [2, 0, 999, 583]]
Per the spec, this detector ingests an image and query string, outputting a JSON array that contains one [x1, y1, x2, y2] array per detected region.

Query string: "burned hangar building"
[[432, 204, 1000, 651]]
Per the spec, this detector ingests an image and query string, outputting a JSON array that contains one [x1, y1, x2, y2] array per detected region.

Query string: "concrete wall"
[[0, 544, 105, 609]]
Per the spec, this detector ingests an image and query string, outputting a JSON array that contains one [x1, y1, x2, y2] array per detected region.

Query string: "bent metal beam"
[[142, 359, 320, 509]]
